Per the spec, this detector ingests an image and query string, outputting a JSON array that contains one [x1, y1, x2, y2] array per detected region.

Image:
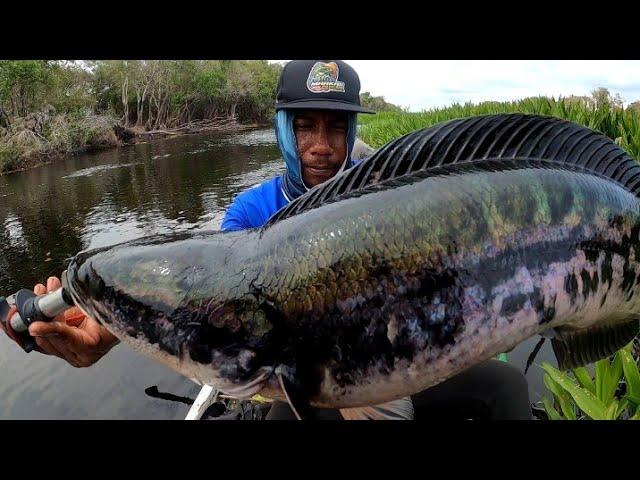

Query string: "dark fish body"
[[65, 114, 640, 408]]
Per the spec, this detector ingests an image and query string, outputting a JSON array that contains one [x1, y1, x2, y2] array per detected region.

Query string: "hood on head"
[[276, 109, 358, 201]]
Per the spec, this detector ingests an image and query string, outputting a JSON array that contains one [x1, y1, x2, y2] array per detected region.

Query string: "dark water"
[[0, 129, 553, 419]]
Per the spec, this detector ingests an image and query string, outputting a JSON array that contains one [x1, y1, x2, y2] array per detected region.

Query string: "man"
[[1, 60, 532, 420]]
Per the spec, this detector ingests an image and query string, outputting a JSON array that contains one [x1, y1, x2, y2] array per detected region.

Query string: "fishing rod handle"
[[9, 288, 75, 333]]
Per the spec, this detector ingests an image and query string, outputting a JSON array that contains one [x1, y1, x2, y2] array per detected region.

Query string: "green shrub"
[[0, 143, 21, 173], [0, 112, 119, 174]]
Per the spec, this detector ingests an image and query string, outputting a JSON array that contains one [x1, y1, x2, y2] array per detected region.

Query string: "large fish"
[[63, 114, 640, 414]]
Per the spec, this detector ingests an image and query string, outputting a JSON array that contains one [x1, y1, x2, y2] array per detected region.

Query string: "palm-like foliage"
[[540, 342, 640, 420]]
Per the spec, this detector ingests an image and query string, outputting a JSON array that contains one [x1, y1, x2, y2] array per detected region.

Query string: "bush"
[[0, 143, 21, 173], [0, 112, 119, 174]]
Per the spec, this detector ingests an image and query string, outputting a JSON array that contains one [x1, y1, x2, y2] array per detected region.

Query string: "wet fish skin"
[[65, 162, 640, 408]]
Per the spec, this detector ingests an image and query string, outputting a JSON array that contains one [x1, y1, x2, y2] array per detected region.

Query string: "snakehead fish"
[[63, 114, 640, 412]]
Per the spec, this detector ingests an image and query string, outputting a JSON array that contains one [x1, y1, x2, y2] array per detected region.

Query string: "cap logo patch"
[[306, 62, 345, 93]]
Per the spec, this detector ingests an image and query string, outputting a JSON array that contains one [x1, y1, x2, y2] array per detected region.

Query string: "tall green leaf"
[[624, 394, 640, 408], [595, 359, 607, 401], [542, 363, 608, 420], [605, 353, 624, 403], [620, 349, 640, 400], [542, 397, 563, 420], [573, 367, 595, 394], [543, 372, 577, 420], [605, 399, 622, 420], [615, 398, 630, 420]]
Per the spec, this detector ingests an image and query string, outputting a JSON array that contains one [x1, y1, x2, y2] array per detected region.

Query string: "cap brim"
[[276, 100, 376, 114]]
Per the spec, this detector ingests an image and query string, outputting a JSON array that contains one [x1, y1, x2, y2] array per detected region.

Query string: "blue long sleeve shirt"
[[221, 176, 290, 232], [221, 158, 368, 232]]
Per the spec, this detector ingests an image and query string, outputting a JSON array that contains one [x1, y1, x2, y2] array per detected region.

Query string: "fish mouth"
[[63, 259, 111, 325]]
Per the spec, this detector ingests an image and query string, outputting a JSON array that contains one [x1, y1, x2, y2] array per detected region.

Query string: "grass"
[[357, 96, 640, 160], [0, 112, 119, 174]]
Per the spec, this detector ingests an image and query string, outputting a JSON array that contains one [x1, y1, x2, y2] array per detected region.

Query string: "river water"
[[0, 129, 554, 419]]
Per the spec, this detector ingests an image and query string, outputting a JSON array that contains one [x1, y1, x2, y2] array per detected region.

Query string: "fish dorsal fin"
[[551, 320, 640, 370], [264, 114, 640, 227]]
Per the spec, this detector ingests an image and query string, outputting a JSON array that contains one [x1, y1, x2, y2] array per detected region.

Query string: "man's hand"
[[1, 276, 119, 367]]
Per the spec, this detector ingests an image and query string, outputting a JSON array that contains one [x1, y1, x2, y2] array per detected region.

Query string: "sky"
[[270, 61, 640, 112]]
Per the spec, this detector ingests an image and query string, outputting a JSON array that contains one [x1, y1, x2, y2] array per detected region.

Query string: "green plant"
[[539, 342, 640, 420], [357, 95, 640, 160], [0, 112, 119, 174]]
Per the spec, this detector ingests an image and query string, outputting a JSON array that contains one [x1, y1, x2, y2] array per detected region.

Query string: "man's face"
[[293, 109, 349, 188]]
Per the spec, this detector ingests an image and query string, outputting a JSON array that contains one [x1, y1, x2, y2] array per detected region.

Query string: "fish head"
[[64, 232, 278, 398]]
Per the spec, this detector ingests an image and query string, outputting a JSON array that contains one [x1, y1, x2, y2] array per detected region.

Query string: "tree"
[[360, 92, 403, 112], [47, 61, 94, 115], [91, 60, 135, 124], [0, 60, 56, 119], [193, 61, 226, 118], [243, 61, 282, 122], [222, 61, 253, 119], [591, 87, 624, 110], [2, 60, 284, 130], [564, 95, 593, 108], [627, 101, 640, 116]]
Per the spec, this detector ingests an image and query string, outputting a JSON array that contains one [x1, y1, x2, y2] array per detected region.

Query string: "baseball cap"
[[275, 60, 375, 114]]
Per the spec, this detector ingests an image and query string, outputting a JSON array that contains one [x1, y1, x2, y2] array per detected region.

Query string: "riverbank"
[[356, 97, 640, 159], [0, 113, 267, 176]]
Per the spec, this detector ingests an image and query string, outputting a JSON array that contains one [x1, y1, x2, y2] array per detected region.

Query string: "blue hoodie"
[[221, 110, 358, 232]]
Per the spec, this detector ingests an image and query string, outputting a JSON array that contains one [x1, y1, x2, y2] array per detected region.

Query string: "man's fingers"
[[82, 317, 107, 336], [33, 276, 62, 297], [33, 328, 86, 367], [35, 331, 93, 367], [45, 334, 95, 367], [46, 335, 83, 366], [35, 336, 65, 359], [28, 321, 62, 338], [46, 277, 62, 293], [29, 321, 99, 347]]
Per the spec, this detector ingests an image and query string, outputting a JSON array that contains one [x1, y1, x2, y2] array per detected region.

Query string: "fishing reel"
[[0, 271, 75, 353]]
